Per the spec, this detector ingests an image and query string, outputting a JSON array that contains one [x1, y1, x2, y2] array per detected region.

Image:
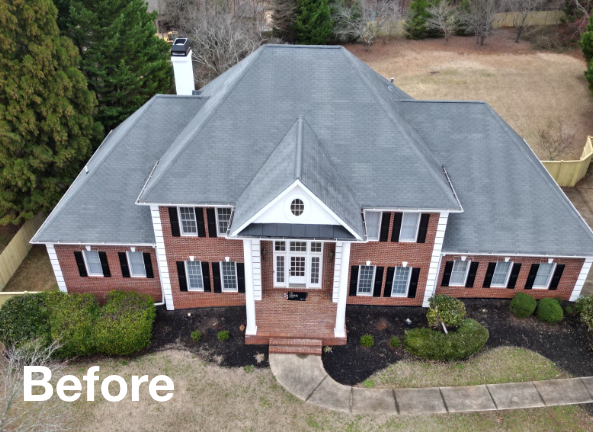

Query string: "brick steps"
[[268, 338, 323, 355]]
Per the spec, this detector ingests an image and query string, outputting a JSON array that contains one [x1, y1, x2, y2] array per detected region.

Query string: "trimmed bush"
[[576, 295, 593, 330], [0, 292, 52, 347], [510, 293, 537, 318], [191, 330, 203, 342], [404, 319, 489, 361], [389, 335, 400, 349], [427, 295, 466, 330], [535, 298, 564, 324], [360, 334, 374, 347], [217, 330, 230, 341], [94, 291, 156, 356]]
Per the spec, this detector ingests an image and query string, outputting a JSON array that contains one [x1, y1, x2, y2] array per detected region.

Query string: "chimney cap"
[[171, 38, 191, 57]]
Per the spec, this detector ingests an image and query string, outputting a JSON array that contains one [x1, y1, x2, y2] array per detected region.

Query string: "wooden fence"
[[542, 137, 593, 187], [0, 214, 45, 290]]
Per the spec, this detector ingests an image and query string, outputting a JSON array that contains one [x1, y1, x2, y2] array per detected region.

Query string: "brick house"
[[31, 41, 593, 348]]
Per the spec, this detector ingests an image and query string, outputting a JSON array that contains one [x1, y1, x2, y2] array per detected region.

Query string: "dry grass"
[[348, 31, 593, 160], [58, 349, 593, 432], [3, 245, 57, 292]]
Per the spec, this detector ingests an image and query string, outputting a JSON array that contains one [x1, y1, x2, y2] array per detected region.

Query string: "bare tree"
[[426, 1, 457, 45], [459, 0, 502, 45], [0, 340, 68, 432], [332, 0, 403, 51], [536, 119, 577, 161], [571, 0, 592, 33], [504, 0, 542, 43]]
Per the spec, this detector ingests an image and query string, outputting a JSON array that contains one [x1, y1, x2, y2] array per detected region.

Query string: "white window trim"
[[273, 240, 324, 289], [399, 212, 421, 243], [363, 210, 382, 241], [185, 261, 205, 291], [490, 261, 513, 288], [126, 251, 147, 278], [83, 250, 103, 277], [220, 261, 239, 293], [391, 266, 412, 297], [449, 260, 471, 287], [357, 265, 376, 296], [178, 207, 199, 236], [533, 263, 556, 289], [214, 206, 233, 237]]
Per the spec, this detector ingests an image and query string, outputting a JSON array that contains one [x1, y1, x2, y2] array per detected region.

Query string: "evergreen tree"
[[405, 0, 441, 39], [586, 59, 593, 93], [0, 0, 102, 225], [580, 15, 593, 64], [294, 0, 333, 45], [57, 0, 172, 132]]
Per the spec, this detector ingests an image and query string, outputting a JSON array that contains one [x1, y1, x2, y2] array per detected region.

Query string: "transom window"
[[179, 207, 197, 234], [290, 241, 307, 252], [275, 241, 286, 251], [291, 199, 304, 216], [220, 261, 238, 292], [83, 250, 103, 276], [392, 266, 411, 296], [274, 241, 323, 288], [357, 265, 375, 295], [216, 208, 232, 236], [450, 260, 470, 286], [491, 261, 512, 287], [399, 213, 420, 242], [311, 242, 322, 252], [185, 261, 204, 290], [127, 251, 146, 277], [533, 263, 555, 289], [365, 211, 382, 241]]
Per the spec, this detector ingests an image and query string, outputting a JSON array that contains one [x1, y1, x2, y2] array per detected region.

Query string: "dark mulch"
[[322, 299, 593, 386]]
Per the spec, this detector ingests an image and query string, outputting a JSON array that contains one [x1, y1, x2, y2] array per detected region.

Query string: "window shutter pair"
[[383, 267, 420, 298], [483, 262, 522, 289], [441, 261, 478, 287], [168, 207, 207, 237], [391, 213, 430, 243], [524, 263, 564, 290], [177, 261, 245, 293], [348, 265, 420, 298], [117, 252, 154, 278], [74, 251, 111, 277]]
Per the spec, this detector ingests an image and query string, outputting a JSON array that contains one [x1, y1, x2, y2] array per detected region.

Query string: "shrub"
[[94, 291, 156, 356], [510, 293, 537, 318], [405, 0, 440, 39], [191, 330, 203, 342], [404, 319, 489, 361], [536, 298, 564, 324], [360, 334, 374, 347], [0, 292, 52, 347], [426, 295, 466, 331], [389, 335, 400, 349], [217, 330, 230, 341], [576, 295, 593, 330]]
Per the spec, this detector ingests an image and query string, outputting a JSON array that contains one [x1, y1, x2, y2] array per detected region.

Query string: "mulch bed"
[[322, 299, 593, 386]]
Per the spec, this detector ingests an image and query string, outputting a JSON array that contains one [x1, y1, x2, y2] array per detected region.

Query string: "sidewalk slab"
[[440, 385, 496, 412], [581, 377, 593, 397], [352, 388, 397, 415], [487, 382, 545, 410], [269, 353, 327, 401], [307, 377, 351, 413], [534, 378, 593, 406], [395, 388, 447, 415]]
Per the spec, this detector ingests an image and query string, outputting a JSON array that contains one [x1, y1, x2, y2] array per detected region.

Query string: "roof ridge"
[[295, 116, 303, 179], [401, 99, 487, 104]]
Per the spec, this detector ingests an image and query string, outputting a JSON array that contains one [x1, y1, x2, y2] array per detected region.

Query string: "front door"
[[289, 256, 306, 285], [273, 240, 324, 288]]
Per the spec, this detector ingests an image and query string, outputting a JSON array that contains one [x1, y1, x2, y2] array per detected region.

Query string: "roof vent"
[[171, 38, 191, 57]]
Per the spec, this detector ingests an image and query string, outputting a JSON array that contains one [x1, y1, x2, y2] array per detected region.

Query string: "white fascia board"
[[363, 207, 462, 213], [31, 241, 156, 247], [136, 201, 235, 207], [442, 251, 593, 259]]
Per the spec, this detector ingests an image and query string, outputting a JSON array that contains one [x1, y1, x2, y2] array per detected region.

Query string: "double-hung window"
[[365, 211, 382, 241], [220, 261, 238, 292], [399, 213, 420, 242], [533, 263, 556, 289], [185, 261, 204, 291], [83, 250, 103, 276], [357, 265, 376, 296], [127, 251, 146, 277], [179, 207, 198, 235], [391, 266, 412, 296], [491, 261, 512, 288], [216, 208, 232, 236], [449, 260, 470, 286]]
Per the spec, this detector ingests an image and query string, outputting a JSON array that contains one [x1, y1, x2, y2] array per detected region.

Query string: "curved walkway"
[[269, 354, 593, 414]]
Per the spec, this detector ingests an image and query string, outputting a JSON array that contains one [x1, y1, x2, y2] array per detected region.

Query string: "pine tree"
[[0, 0, 102, 225], [58, 0, 172, 132], [580, 15, 593, 64], [294, 0, 333, 45]]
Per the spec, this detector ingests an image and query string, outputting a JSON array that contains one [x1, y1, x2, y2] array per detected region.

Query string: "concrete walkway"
[[270, 354, 593, 414]]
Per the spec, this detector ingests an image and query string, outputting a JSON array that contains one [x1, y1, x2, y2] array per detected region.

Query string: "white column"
[[423, 212, 449, 307], [570, 257, 593, 301], [251, 240, 262, 301], [171, 49, 195, 95], [46, 244, 67, 292], [334, 242, 351, 338], [150, 205, 174, 310], [243, 239, 257, 335], [332, 242, 343, 302]]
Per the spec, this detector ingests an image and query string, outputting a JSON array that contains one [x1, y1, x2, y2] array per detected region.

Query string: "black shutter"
[[206, 208, 217, 238], [212, 262, 222, 293], [195, 208, 206, 237], [237, 263, 245, 293], [408, 268, 420, 298], [176, 261, 187, 291], [98, 252, 111, 277], [118, 252, 130, 278], [417, 214, 430, 243], [465, 262, 479, 288], [391, 213, 402, 242], [441, 261, 453, 286], [373, 267, 384, 297], [525, 264, 539, 289], [549, 264, 565, 290], [507, 263, 522, 289], [74, 251, 88, 277], [384, 267, 395, 297], [202, 262, 211, 292], [483, 262, 496, 288], [349, 266, 359, 296], [168, 207, 180, 237], [143, 253, 154, 278], [379, 213, 391, 242]]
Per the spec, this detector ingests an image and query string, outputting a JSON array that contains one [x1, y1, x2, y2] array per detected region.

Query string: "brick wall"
[[347, 212, 440, 306], [160, 207, 246, 309], [435, 255, 585, 301], [55, 245, 162, 302]]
